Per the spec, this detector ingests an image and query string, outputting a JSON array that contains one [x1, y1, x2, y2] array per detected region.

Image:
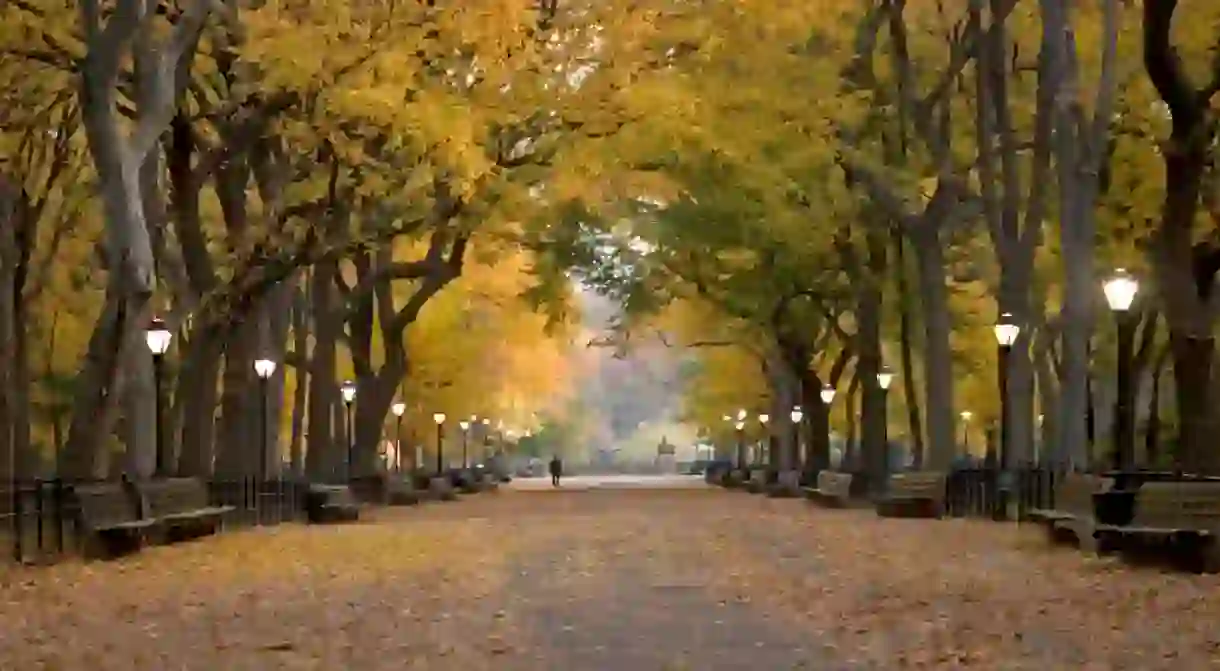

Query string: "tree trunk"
[[909, 232, 954, 469], [894, 231, 924, 468], [0, 179, 15, 481], [289, 278, 310, 476], [60, 289, 137, 479], [859, 228, 887, 492], [352, 361, 406, 476], [120, 345, 157, 479], [175, 327, 223, 476], [216, 315, 259, 477], [305, 260, 340, 481], [263, 280, 294, 477], [844, 373, 860, 469]]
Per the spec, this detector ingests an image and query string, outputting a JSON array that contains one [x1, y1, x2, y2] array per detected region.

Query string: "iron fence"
[[944, 466, 1057, 519]]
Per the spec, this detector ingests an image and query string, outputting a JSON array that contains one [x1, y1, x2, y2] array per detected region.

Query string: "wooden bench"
[[350, 474, 421, 506], [71, 483, 156, 559], [745, 469, 769, 494], [304, 484, 361, 523], [138, 478, 234, 543], [803, 470, 854, 508], [1027, 473, 1112, 551], [875, 471, 946, 518], [1094, 481, 1220, 573]]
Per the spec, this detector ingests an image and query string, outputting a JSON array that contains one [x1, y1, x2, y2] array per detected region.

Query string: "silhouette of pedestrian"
[[549, 455, 563, 487]]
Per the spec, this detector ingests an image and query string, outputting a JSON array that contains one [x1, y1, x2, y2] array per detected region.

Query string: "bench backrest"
[[308, 484, 358, 507], [817, 470, 853, 496], [888, 471, 946, 503], [73, 483, 141, 530], [1132, 482, 1220, 531], [140, 478, 211, 518], [1054, 473, 1112, 516]]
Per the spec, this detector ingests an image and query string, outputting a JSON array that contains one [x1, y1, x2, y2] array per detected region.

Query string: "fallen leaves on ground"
[[0, 489, 1218, 669]]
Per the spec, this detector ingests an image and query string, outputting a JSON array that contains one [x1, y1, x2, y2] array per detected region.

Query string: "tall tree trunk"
[[1139, 0, 1220, 471], [859, 228, 887, 492], [0, 179, 16, 481], [289, 278, 310, 476], [305, 260, 340, 481], [215, 319, 259, 477], [120, 345, 157, 479], [175, 327, 223, 476], [893, 230, 923, 468], [260, 280, 293, 477], [844, 373, 860, 468], [909, 231, 954, 469]]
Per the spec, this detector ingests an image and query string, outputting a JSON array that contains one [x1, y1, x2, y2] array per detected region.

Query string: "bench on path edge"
[[137, 478, 235, 543], [1094, 481, 1220, 573], [875, 471, 947, 518], [1026, 472, 1112, 552], [71, 482, 157, 559], [802, 471, 854, 508], [349, 474, 421, 506], [304, 484, 362, 523], [745, 468, 772, 494]]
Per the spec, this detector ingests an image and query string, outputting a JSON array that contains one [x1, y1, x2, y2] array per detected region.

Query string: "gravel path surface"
[[2, 487, 1219, 669]]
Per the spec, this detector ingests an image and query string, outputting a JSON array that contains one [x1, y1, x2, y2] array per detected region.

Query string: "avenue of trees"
[[1, 0, 1218, 486], [564, 0, 1220, 484]]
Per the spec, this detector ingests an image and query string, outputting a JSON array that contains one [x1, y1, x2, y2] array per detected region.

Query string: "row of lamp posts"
[[147, 320, 504, 484], [145, 319, 279, 481], [708, 270, 1137, 509], [722, 370, 899, 475]]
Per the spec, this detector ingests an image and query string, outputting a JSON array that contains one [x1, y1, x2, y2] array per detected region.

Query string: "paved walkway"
[[3, 485, 1220, 669]]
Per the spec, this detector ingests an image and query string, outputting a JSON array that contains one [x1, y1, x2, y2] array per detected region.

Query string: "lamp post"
[[960, 410, 973, 454], [145, 318, 173, 477], [253, 358, 276, 523], [877, 367, 894, 479], [820, 384, 836, 469], [734, 420, 746, 470], [433, 412, 447, 474], [735, 409, 747, 469], [1103, 269, 1139, 472], [392, 402, 406, 473], [459, 419, 471, 468], [758, 413, 770, 467], [253, 359, 277, 482], [480, 417, 491, 466], [789, 405, 804, 471], [993, 312, 1021, 520], [340, 381, 356, 480]]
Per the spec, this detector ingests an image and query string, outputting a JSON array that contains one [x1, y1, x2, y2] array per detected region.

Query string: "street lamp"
[[876, 366, 894, 477], [734, 419, 746, 470], [391, 401, 406, 473], [340, 381, 356, 480], [432, 412, 447, 474], [145, 317, 173, 477], [790, 405, 804, 472], [993, 312, 1020, 520], [758, 413, 770, 467], [1104, 269, 1139, 472], [459, 419, 471, 468], [960, 410, 973, 453], [819, 384, 836, 471], [253, 358, 276, 523], [253, 358, 276, 481]]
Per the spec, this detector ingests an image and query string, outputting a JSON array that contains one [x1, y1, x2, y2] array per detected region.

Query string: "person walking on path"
[[549, 455, 563, 487]]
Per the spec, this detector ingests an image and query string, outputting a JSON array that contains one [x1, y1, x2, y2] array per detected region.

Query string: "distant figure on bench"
[[549, 455, 563, 487]]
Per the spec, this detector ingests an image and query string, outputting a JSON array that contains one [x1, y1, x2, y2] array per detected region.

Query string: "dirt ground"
[[1, 488, 1218, 669]]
